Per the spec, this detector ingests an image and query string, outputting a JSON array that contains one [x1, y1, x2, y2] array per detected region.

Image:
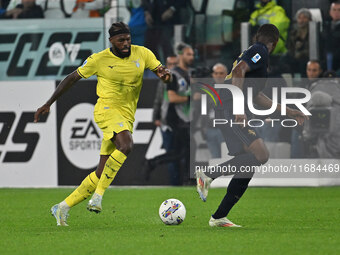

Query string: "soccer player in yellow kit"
[[34, 22, 171, 226]]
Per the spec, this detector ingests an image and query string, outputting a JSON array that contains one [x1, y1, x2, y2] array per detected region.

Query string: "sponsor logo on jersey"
[[251, 53, 261, 63]]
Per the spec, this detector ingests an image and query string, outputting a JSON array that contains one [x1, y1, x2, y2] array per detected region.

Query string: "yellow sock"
[[95, 149, 127, 196], [65, 171, 99, 207]]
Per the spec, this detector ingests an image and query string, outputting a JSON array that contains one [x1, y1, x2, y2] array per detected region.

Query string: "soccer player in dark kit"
[[196, 24, 308, 227]]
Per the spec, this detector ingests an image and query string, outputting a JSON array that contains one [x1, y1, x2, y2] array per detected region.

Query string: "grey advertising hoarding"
[[0, 19, 104, 81]]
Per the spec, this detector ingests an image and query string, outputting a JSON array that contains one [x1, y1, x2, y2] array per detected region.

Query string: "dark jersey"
[[222, 42, 269, 116], [166, 66, 190, 128], [226, 42, 269, 98]]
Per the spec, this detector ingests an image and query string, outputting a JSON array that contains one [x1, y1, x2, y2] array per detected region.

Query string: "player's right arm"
[[35, 53, 97, 122], [231, 60, 250, 90], [34, 71, 82, 122], [230, 61, 250, 123]]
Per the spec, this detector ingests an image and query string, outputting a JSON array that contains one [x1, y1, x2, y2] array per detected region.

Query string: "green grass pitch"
[[1, 187, 339, 255]]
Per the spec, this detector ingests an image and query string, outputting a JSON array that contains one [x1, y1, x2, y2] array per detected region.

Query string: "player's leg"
[[51, 154, 110, 226], [87, 130, 133, 213], [211, 138, 269, 226]]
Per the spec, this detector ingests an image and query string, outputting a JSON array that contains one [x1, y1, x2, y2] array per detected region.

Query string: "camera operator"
[[304, 71, 340, 158]]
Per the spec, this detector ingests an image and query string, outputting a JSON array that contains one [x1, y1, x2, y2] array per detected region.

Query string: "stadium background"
[[0, 0, 339, 187]]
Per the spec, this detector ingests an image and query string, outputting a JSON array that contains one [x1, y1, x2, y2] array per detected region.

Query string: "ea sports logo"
[[60, 103, 102, 169]]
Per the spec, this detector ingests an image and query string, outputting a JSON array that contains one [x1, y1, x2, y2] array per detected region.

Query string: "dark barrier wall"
[[57, 79, 170, 185]]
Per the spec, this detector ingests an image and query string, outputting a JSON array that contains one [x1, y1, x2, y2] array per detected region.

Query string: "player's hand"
[[157, 66, 171, 83], [235, 114, 247, 126], [34, 104, 50, 123], [286, 108, 309, 126]]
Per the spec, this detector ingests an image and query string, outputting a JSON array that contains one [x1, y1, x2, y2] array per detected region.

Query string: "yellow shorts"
[[94, 100, 134, 155]]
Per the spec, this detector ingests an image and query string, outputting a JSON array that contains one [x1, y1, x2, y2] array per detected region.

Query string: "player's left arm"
[[153, 65, 171, 83], [254, 92, 308, 125], [143, 47, 171, 83]]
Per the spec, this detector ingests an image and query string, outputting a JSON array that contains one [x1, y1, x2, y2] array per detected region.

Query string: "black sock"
[[212, 153, 260, 219]]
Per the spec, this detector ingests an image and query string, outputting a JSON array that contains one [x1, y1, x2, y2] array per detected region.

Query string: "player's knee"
[[254, 150, 269, 164], [117, 142, 133, 155]]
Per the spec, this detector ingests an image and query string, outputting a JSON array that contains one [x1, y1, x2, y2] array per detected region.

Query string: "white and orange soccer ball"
[[159, 199, 186, 225]]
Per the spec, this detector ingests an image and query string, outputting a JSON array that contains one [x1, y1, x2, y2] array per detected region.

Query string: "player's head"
[[166, 54, 178, 69], [109, 22, 131, 58], [255, 24, 279, 53], [330, 0, 340, 21], [176, 43, 194, 67], [212, 63, 228, 83], [306, 60, 322, 81]]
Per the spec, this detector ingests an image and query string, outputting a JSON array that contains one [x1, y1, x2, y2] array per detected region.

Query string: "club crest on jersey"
[[133, 59, 140, 68], [81, 59, 87, 67], [251, 53, 261, 63]]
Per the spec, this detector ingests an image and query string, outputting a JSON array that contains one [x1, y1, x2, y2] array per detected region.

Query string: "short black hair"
[[256, 24, 280, 44], [167, 54, 178, 58], [176, 42, 191, 55], [108, 22, 130, 38]]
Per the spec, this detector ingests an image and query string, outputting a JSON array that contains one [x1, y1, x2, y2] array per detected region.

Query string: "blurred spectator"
[[153, 55, 179, 127], [142, 0, 187, 62], [212, 63, 228, 84], [0, 0, 43, 18], [323, 0, 340, 76], [304, 72, 340, 158], [0, 0, 10, 15], [151, 54, 179, 185], [203, 63, 227, 159], [286, 8, 312, 75], [144, 43, 193, 185], [290, 60, 322, 158], [127, 0, 147, 46], [306, 60, 323, 88], [72, 0, 109, 18], [249, 0, 290, 55]]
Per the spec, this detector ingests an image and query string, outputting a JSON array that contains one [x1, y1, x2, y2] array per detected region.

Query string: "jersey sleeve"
[[240, 44, 267, 72], [143, 47, 161, 71], [77, 55, 97, 79], [166, 74, 178, 91]]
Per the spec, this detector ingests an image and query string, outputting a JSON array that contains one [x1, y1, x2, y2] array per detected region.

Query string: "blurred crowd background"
[[1, 0, 340, 185]]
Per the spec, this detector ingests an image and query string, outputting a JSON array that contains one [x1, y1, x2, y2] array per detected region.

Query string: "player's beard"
[[114, 45, 131, 58]]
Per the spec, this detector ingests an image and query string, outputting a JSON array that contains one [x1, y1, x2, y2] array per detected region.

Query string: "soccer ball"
[[159, 198, 186, 225]]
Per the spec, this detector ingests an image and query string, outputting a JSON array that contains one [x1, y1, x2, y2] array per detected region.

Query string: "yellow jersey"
[[77, 45, 161, 123]]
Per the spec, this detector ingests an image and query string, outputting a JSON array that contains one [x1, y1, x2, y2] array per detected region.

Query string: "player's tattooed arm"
[[34, 71, 82, 122]]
